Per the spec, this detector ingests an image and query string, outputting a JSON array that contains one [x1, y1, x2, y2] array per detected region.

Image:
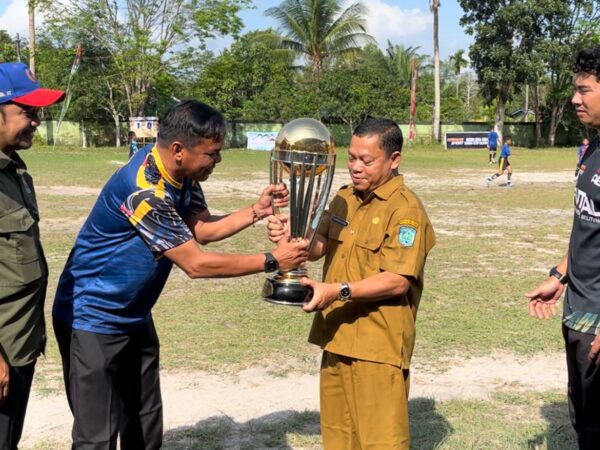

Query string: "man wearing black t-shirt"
[[526, 47, 600, 450]]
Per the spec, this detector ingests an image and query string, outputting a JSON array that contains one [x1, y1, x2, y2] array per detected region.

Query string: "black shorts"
[[489, 147, 497, 153], [498, 157, 510, 171]]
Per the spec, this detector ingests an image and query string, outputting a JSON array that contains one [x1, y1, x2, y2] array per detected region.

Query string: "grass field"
[[25, 143, 579, 449]]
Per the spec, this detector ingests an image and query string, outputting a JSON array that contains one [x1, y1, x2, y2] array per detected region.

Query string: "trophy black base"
[[262, 277, 313, 306]]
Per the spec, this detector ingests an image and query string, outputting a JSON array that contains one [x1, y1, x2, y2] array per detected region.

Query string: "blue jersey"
[[53, 145, 207, 334], [488, 131, 499, 149], [500, 143, 511, 158], [128, 139, 140, 158]]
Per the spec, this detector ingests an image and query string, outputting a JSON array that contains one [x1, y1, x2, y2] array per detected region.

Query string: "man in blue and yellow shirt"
[[52, 100, 308, 449]]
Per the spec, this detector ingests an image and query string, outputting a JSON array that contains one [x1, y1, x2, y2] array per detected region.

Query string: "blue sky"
[[0, 0, 472, 59]]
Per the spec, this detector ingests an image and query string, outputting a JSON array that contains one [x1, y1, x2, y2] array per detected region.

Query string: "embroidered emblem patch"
[[399, 226, 417, 247]]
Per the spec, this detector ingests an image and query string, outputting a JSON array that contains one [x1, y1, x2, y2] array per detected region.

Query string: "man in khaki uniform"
[[269, 117, 435, 449], [0, 62, 64, 449]]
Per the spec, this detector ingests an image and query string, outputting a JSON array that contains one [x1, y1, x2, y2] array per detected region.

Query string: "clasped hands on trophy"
[[255, 183, 310, 274]]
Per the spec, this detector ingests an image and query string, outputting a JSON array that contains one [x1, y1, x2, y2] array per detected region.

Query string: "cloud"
[[361, 0, 432, 46], [0, 0, 48, 43], [0, 0, 30, 38]]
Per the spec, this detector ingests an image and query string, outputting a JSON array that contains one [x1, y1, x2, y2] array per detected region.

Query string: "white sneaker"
[[486, 177, 492, 187], [507, 181, 513, 188]]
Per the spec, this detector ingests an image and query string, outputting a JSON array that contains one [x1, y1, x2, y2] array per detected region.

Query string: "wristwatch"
[[549, 266, 568, 285], [264, 252, 279, 273], [339, 282, 352, 302]]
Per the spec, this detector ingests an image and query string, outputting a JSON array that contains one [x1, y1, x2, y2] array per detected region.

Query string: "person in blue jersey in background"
[[487, 126, 499, 164], [575, 137, 590, 180], [52, 100, 309, 449], [486, 135, 513, 187], [127, 130, 140, 158]]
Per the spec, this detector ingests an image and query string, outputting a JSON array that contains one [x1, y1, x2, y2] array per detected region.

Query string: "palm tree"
[[430, 0, 440, 142], [448, 49, 467, 96], [385, 42, 428, 88], [265, 0, 375, 79]]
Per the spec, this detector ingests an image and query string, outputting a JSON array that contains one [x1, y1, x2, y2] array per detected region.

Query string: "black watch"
[[264, 252, 279, 273], [549, 266, 568, 285], [339, 282, 352, 302]]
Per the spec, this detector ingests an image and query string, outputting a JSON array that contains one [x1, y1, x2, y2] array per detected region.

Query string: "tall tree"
[[264, 0, 374, 79], [384, 42, 428, 88], [431, 0, 441, 142], [448, 49, 468, 96], [46, 0, 250, 117], [459, 0, 537, 137], [533, 0, 600, 146]]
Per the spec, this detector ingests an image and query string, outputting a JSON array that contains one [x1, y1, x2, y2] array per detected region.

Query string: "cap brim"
[[12, 88, 66, 107]]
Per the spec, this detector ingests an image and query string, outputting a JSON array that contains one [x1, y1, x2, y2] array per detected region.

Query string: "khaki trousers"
[[320, 351, 410, 450]]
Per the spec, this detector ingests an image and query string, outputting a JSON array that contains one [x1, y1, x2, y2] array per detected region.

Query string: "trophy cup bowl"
[[262, 118, 336, 306]]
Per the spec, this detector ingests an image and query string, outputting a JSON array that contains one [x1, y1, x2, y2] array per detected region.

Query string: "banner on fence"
[[246, 131, 278, 151], [444, 131, 489, 149]]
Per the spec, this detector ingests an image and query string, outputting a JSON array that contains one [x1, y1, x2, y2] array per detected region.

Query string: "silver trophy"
[[262, 118, 336, 306]]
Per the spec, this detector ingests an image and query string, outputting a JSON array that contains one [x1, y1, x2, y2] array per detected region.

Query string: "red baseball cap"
[[0, 62, 65, 107]]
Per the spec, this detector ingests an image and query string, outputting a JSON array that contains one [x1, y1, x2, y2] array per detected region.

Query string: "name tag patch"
[[331, 215, 349, 227], [398, 219, 418, 247]]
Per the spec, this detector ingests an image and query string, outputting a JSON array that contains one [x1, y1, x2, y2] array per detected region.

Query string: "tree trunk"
[[548, 99, 568, 148], [466, 72, 471, 110], [432, 0, 441, 142], [532, 83, 543, 147], [456, 73, 459, 97], [495, 82, 510, 141], [28, 1, 35, 73], [524, 84, 529, 121], [409, 58, 418, 143], [114, 115, 121, 148]]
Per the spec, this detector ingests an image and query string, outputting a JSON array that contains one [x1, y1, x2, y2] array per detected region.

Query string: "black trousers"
[[0, 361, 35, 450], [563, 324, 600, 450], [54, 317, 163, 450]]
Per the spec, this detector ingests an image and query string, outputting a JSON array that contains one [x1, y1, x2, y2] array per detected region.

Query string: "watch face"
[[266, 260, 277, 272], [340, 286, 351, 299]]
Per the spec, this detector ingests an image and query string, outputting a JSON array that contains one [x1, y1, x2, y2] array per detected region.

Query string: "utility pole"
[[15, 34, 22, 62]]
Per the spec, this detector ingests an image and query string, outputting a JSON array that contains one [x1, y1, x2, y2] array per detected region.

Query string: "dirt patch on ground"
[[21, 352, 566, 447]]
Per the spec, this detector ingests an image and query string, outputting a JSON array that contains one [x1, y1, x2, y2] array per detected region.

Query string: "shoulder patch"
[[398, 219, 419, 247]]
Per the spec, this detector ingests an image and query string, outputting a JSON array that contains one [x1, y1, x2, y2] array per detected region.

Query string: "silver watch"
[[339, 282, 352, 301]]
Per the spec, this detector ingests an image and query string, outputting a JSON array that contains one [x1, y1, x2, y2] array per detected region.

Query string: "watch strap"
[[264, 252, 278, 273], [549, 266, 568, 285]]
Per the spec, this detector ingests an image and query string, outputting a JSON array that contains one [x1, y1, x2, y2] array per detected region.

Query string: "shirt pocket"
[[0, 206, 42, 285], [354, 223, 386, 274]]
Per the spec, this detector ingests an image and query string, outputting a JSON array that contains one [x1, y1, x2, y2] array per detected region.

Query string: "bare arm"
[[164, 236, 309, 279], [301, 271, 412, 312], [187, 184, 289, 244]]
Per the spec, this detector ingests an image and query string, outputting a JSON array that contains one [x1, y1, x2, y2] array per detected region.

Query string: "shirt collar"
[[151, 146, 182, 189], [354, 174, 404, 201], [0, 149, 26, 171]]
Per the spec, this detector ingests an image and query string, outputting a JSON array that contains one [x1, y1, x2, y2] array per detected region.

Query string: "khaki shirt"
[[308, 175, 435, 368], [0, 150, 47, 366]]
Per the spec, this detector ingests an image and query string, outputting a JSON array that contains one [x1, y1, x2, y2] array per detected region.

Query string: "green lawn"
[[26, 144, 579, 449]]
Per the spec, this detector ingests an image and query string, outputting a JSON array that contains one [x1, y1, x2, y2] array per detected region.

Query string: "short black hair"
[[573, 47, 600, 79], [158, 100, 226, 148], [127, 131, 136, 138], [353, 117, 403, 157], [504, 135, 511, 143]]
